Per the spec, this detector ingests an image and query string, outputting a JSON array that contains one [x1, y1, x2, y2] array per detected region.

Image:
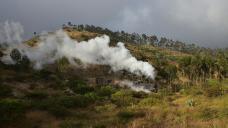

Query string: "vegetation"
[[0, 24, 227, 127]]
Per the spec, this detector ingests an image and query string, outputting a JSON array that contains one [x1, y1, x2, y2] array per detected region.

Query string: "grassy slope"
[[0, 29, 227, 128]]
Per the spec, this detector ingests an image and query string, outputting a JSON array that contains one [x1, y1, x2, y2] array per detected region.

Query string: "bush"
[[96, 86, 116, 98], [0, 85, 12, 98], [84, 92, 99, 102], [67, 80, 93, 94], [111, 90, 136, 106], [0, 99, 26, 124]]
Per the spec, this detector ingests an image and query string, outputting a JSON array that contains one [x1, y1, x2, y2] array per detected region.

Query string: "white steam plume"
[[0, 21, 156, 79], [0, 21, 24, 46], [117, 80, 152, 93]]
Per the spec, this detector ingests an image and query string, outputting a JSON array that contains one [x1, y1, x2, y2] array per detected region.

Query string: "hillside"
[[0, 27, 228, 128]]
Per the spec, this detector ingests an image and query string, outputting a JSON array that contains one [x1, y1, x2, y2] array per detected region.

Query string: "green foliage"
[[111, 90, 136, 106], [84, 92, 99, 102], [96, 86, 116, 98], [0, 99, 26, 124], [66, 80, 93, 95]]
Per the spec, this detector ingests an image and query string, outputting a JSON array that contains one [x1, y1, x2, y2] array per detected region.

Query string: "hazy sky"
[[0, 0, 228, 48]]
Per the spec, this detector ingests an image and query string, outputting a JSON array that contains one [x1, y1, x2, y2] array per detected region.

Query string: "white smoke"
[[117, 80, 152, 93], [0, 21, 24, 46], [0, 21, 156, 79]]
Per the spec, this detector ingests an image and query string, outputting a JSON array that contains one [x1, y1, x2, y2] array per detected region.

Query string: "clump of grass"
[[95, 103, 117, 112], [138, 97, 161, 107], [204, 85, 223, 97], [199, 107, 219, 120], [111, 90, 137, 107], [96, 85, 116, 98]]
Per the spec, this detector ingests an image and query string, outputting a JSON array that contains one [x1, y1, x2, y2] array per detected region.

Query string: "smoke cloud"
[[0, 21, 156, 79], [117, 80, 152, 93], [0, 21, 24, 46]]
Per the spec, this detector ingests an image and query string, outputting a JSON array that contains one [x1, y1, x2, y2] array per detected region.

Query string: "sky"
[[0, 0, 228, 48]]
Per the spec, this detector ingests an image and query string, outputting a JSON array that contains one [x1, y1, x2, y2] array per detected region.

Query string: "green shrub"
[[111, 90, 136, 106], [84, 92, 99, 102], [0, 99, 26, 123], [0, 85, 12, 97], [96, 86, 116, 98], [67, 80, 93, 94]]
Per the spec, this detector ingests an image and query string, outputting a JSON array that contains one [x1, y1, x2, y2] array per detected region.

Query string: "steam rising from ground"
[[0, 21, 24, 46], [0, 21, 156, 79], [117, 80, 152, 93]]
